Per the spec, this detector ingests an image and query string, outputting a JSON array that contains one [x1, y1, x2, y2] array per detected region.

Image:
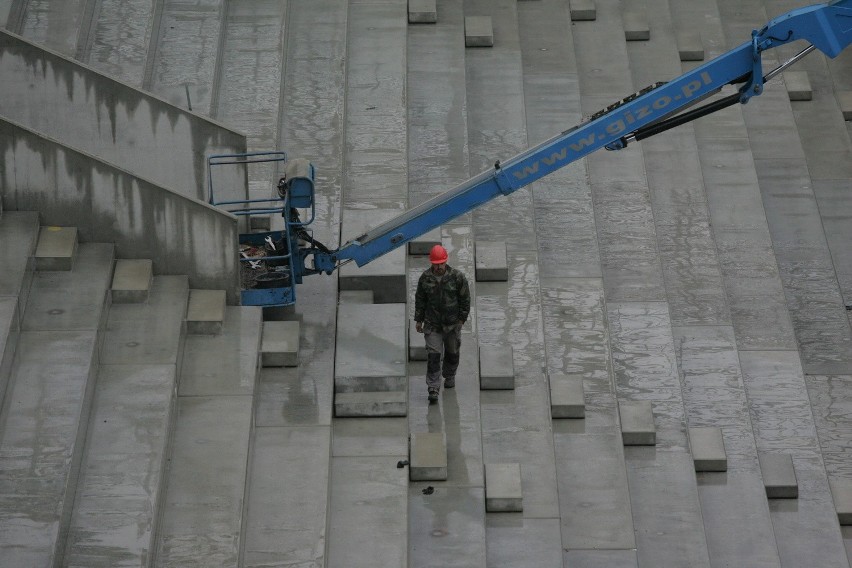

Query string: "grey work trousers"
[[424, 324, 462, 389]]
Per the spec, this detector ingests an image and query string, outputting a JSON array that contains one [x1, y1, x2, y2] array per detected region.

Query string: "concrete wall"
[[0, 29, 248, 205], [0, 117, 240, 302]]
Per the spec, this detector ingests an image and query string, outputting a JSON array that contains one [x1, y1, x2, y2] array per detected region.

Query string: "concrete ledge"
[[34, 226, 77, 271], [335, 391, 407, 417], [339, 290, 375, 304], [409, 319, 427, 361], [408, 227, 441, 255], [623, 11, 650, 41], [465, 16, 494, 47], [112, 259, 153, 303], [838, 91, 852, 120], [261, 320, 300, 367], [335, 303, 406, 392], [831, 478, 852, 524], [619, 401, 655, 445], [475, 241, 508, 282], [784, 71, 812, 101], [689, 427, 727, 472], [569, 0, 596, 21], [408, 0, 437, 23], [410, 433, 447, 481], [479, 345, 514, 390], [186, 289, 226, 335], [485, 463, 523, 512], [549, 374, 585, 419], [676, 30, 704, 61], [759, 453, 798, 499]]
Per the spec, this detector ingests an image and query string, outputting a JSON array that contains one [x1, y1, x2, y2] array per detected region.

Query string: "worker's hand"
[[457, 320, 465, 332], [416, 321, 423, 334]]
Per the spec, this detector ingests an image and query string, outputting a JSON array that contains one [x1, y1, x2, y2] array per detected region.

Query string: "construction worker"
[[414, 244, 471, 404]]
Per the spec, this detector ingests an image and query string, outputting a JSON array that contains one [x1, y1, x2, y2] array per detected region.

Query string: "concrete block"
[[409, 319, 427, 361], [408, 226, 442, 255], [676, 30, 704, 61], [465, 16, 494, 47], [479, 345, 514, 390], [689, 427, 727, 472], [335, 303, 406, 392], [569, 0, 596, 21], [334, 391, 407, 417], [261, 320, 300, 367], [475, 241, 508, 282], [111, 259, 153, 303], [784, 71, 812, 101], [186, 289, 226, 334], [485, 463, 523, 512], [34, 226, 77, 271], [759, 453, 798, 499], [408, 0, 437, 23], [250, 215, 271, 231], [830, 478, 852, 524], [410, 432, 447, 481], [619, 401, 656, 445], [549, 374, 585, 419], [340, 208, 407, 303], [840, 91, 852, 120], [339, 290, 375, 304], [623, 11, 650, 41]]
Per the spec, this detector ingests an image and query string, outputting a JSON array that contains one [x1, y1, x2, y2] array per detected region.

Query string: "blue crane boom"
[[261, 0, 849, 303]]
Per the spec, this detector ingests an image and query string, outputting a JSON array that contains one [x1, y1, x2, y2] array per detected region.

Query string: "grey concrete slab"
[[486, 517, 562, 567], [243, 426, 331, 568], [624, 449, 711, 568], [0, 296, 18, 404], [676, 30, 704, 61], [478, 345, 514, 390], [784, 71, 812, 101], [261, 320, 300, 368], [550, 374, 585, 419], [0, 331, 98, 566], [344, 2, 407, 203], [759, 453, 798, 499], [409, 485, 486, 568], [327, 456, 408, 567], [623, 11, 649, 41], [78, 0, 156, 86], [409, 318, 427, 361], [569, 0, 596, 21], [34, 226, 77, 271], [335, 302, 406, 392], [179, 306, 262, 396], [564, 549, 638, 568], [408, 227, 442, 255], [833, 478, 852, 525], [148, 0, 225, 115], [64, 364, 176, 567], [100, 276, 188, 365], [23, 243, 114, 332], [0, 211, 39, 302], [484, 463, 523, 512], [410, 432, 447, 481], [841, 91, 852, 120], [619, 401, 656, 446], [340, 204, 408, 303], [465, 16, 494, 47], [807, 375, 852, 480], [155, 395, 252, 567], [813, 179, 852, 306], [408, 0, 436, 23], [186, 289, 226, 335], [111, 259, 152, 303], [19, 0, 88, 56], [474, 241, 508, 282], [553, 433, 635, 549], [335, 391, 408, 417], [332, 416, 408, 457], [690, 427, 727, 472]]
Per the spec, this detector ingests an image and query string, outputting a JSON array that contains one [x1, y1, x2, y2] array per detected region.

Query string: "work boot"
[[428, 387, 439, 404], [443, 377, 455, 389]]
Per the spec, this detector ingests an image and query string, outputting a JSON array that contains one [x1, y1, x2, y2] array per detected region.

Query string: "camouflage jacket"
[[414, 264, 471, 331]]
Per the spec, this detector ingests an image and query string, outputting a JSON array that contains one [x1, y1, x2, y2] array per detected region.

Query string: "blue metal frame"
[[301, 0, 851, 275]]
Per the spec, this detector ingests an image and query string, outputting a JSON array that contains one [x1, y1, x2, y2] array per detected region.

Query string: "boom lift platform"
[[210, 1, 852, 307]]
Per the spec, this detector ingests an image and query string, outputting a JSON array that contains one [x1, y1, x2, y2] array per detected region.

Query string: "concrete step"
[[784, 71, 813, 101], [0, 211, 39, 406], [464, 16, 493, 48], [335, 391, 407, 418], [619, 401, 656, 446], [34, 226, 78, 271], [261, 320, 300, 368], [156, 306, 260, 566], [759, 453, 798, 499], [485, 463, 523, 513], [689, 427, 727, 472], [62, 274, 189, 566], [408, 227, 441, 255], [474, 241, 508, 282], [334, 303, 406, 393], [0, 243, 113, 565], [676, 30, 704, 61], [409, 432, 447, 481], [111, 259, 153, 303], [623, 10, 650, 41], [569, 0, 597, 21], [408, 0, 437, 24], [549, 374, 585, 419], [186, 289, 226, 335], [478, 344, 515, 390]]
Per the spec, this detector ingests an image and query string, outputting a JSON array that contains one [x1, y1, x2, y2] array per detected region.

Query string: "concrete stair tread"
[[335, 391, 408, 417], [34, 226, 77, 271], [485, 463, 523, 513], [186, 289, 226, 334], [464, 16, 494, 48], [111, 259, 153, 303], [0, 211, 39, 298], [261, 320, 300, 368], [689, 427, 727, 472], [619, 401, 656, 446], [569, 0, 596, 21], [409, 432, 447, 481]]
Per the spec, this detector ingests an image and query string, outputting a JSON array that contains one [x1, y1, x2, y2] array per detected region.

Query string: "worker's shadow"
[[425, 386, 465, 485]]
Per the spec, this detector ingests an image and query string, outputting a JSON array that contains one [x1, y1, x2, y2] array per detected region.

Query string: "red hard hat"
[[429, 244, 448, 264]]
